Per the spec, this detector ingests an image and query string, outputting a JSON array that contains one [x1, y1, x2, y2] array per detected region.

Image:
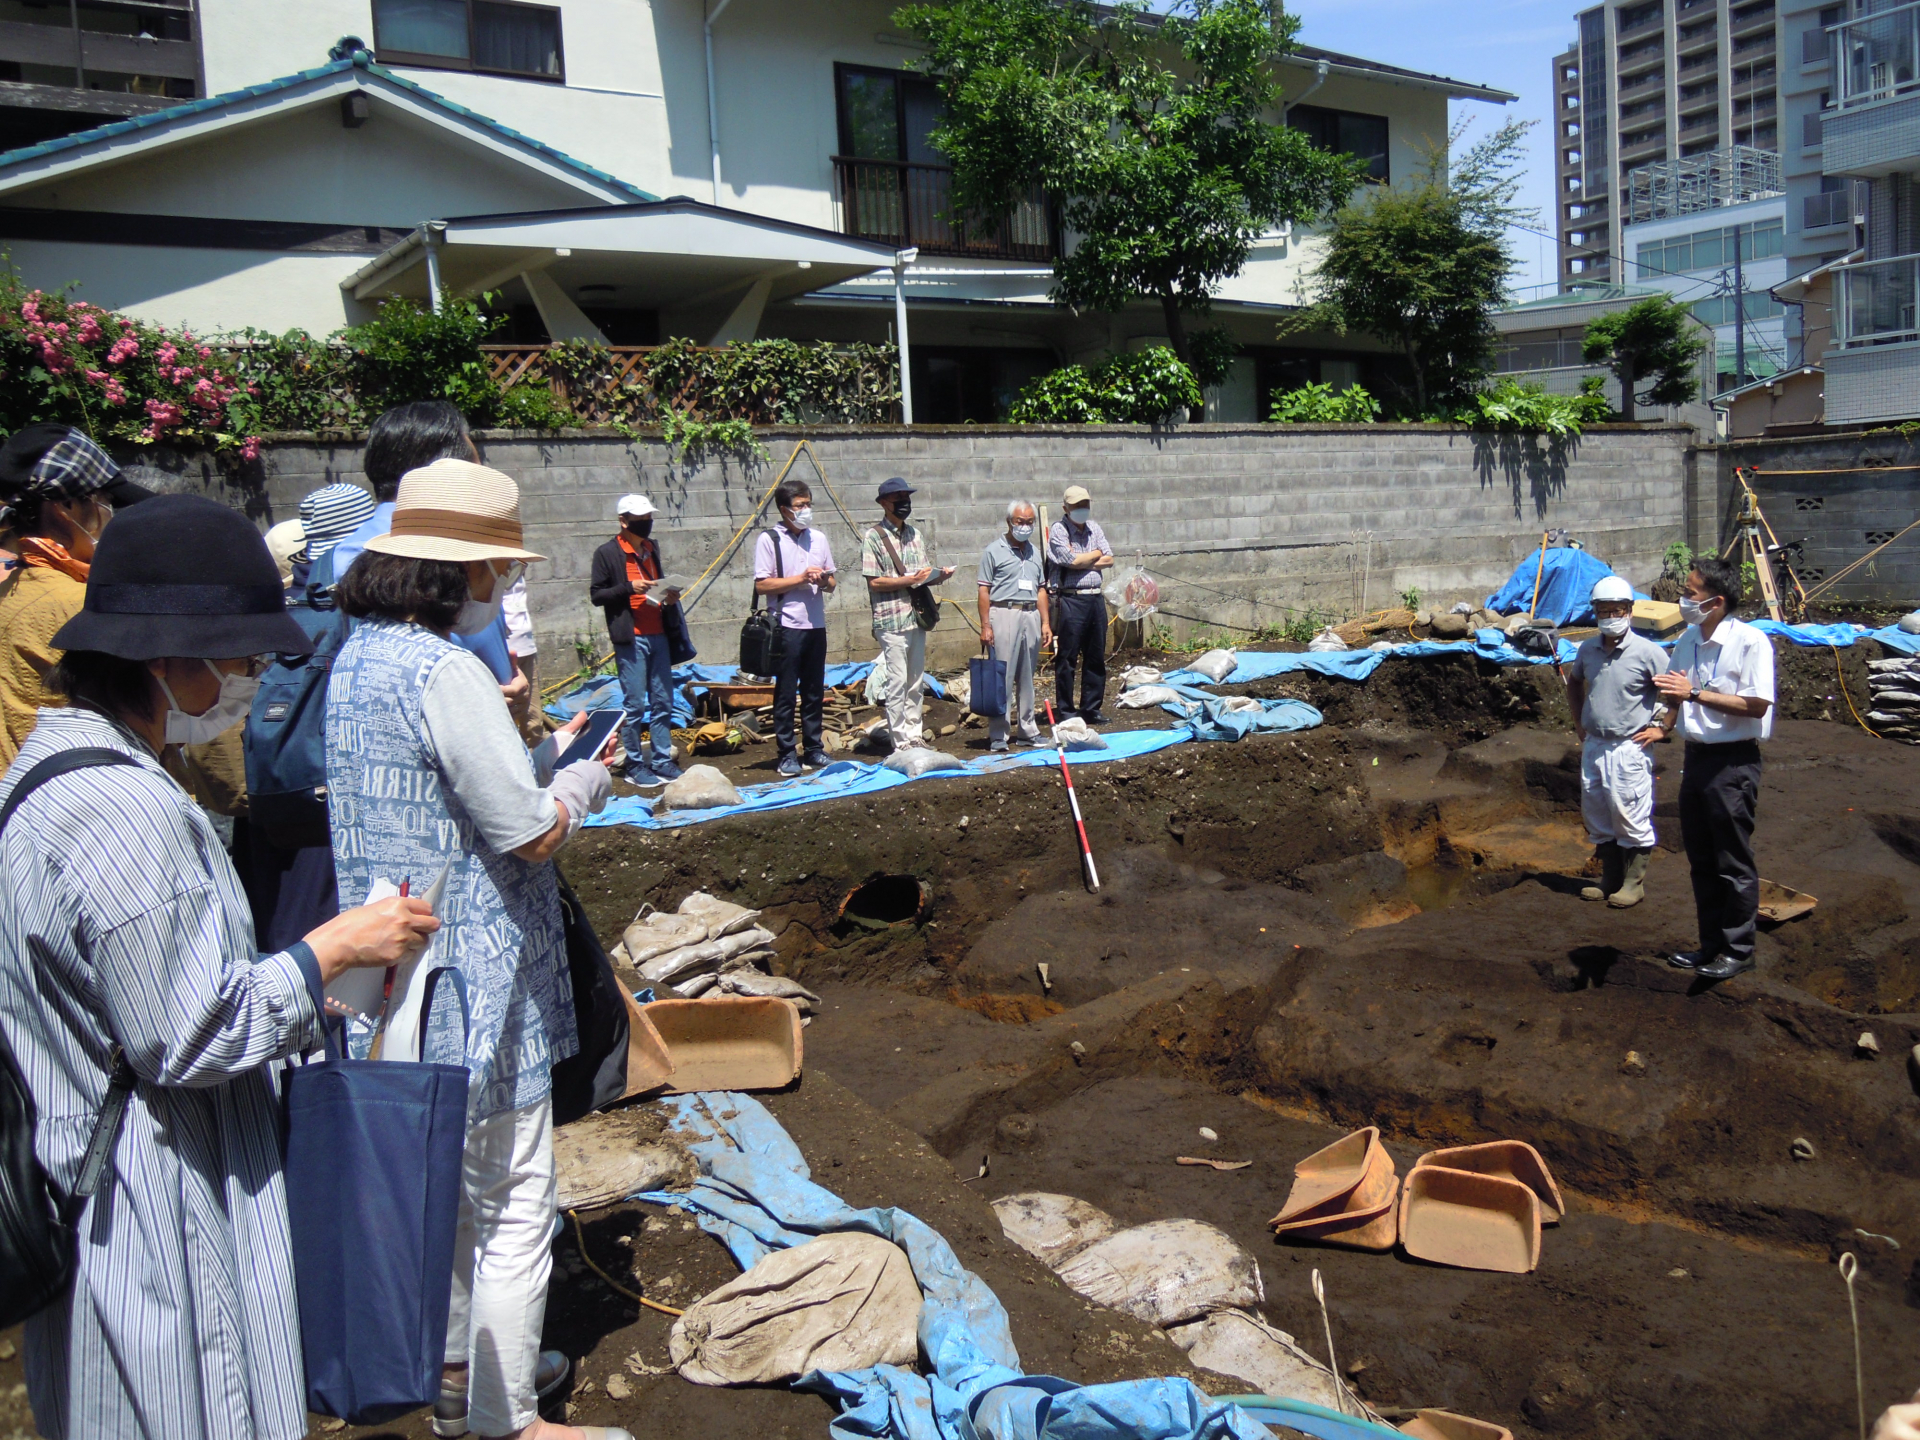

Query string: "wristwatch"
[[1688, 685, 1701, 702]]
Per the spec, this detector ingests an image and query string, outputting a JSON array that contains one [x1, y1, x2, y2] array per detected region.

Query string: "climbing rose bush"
[[0, 275, 258, 455]]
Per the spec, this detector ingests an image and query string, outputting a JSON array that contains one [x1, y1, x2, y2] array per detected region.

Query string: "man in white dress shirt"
[[1652, 555, 1775, 980]]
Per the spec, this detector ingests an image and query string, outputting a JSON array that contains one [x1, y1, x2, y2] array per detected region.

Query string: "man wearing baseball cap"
[[861, 476, 953, 751], [1046, 483, 1114, 724], [589, 492, 692, 783], [1566, 573, 1669, 908], [0, 424, 152, 764]]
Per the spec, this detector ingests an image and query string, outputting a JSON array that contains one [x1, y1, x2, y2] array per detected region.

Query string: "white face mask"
[[1679, 596, 1714, 626], [1598, 615, 1631, 639], [453, 589, 503, 636], [790, 506, 813, 530], [1067, 507, 1090, 525], [160, 659, 259, 746], [1010, 523, 1034, 542]]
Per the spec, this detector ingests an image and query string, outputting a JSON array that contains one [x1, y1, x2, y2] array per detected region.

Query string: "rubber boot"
[[1608, 847, 1651, 908], [1581, 841, 1622, 901]]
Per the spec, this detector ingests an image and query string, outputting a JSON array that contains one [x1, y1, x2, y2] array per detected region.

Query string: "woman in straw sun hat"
[[327, 458, 629, 1440]]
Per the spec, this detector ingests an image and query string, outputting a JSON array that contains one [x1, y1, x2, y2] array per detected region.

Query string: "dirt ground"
[[3, 637, 1916, 1440]]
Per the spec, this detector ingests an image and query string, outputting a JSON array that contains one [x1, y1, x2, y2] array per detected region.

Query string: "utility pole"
[[1733, 220, 1745, 388]]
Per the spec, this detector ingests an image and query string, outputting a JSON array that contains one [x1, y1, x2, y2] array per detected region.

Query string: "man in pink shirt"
[[752, 479, 838, 776]]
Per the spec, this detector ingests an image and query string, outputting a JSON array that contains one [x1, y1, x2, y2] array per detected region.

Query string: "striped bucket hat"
[[297, 481, 376, 562]]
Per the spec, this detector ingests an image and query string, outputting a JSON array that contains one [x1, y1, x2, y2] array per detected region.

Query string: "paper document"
[[374, 860, 454, 1063]]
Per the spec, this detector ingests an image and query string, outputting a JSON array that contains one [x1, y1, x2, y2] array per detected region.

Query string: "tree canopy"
[[897, 0, 1361, 387], [1299, 119, 1534, 416], [1579, 295, 1701, 422]]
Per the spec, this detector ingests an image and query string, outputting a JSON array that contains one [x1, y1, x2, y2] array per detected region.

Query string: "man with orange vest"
[[589, 493, 694, 784]]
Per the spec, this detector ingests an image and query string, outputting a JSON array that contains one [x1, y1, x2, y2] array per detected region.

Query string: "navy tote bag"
[[969, 645, 1008, 718], [285, 966, 470, 1425]]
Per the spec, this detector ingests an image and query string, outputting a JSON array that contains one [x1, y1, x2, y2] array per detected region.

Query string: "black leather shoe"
[[1669, 950, 1710, 970], [1698, 953, 1755, 980]]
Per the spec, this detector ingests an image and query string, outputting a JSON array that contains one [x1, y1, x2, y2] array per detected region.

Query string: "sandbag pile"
[[992, 1193, 1378, 1417], [1867, 656, 1920, 743], [617, 892, 778, 989]]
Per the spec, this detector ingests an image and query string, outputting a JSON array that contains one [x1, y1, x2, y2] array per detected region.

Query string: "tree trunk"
[[1615, 350, 1635, 422], [1159, 294, 1205, 424], [1405, 337, 1427, 417]]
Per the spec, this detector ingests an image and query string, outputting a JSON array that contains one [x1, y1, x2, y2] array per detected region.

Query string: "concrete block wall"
[[148, 422, 1698, 674], [1718, 432, 1920, 608]]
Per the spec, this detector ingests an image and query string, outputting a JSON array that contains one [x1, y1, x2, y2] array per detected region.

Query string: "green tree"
[[898, 0, 1359, 402], [1300, 119, 1534, 416], [1579, 295, 1700, 422]]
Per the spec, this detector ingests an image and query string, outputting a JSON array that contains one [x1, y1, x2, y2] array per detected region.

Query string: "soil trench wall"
[[146, 423, 1697, 669], [1717, 431, 1920, 607]]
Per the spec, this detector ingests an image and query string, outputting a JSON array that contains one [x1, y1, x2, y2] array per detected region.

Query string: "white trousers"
[[1581, 735, 1657, 850], [445, 1096, 556, 1436], [987, 606, 1042, 745], [878, 627, 927, 747]]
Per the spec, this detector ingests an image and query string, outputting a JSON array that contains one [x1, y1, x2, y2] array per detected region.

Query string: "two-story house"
[[0, 1, 1512, 421]]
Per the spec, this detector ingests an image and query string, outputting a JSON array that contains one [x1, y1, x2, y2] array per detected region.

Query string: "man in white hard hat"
[[1565, 574, 1670, 907], [589, 492, 693, 784]]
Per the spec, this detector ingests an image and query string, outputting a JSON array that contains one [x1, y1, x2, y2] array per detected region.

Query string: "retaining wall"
[[145, 422, 1701, 672]]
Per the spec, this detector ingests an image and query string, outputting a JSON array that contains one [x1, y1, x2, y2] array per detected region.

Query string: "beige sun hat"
[[363, 457, 546, 564]]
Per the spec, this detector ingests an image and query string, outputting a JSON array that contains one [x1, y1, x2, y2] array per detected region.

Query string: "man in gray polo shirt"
[[1566, 574, 1670, 907], [977, 500, 1054, 751]]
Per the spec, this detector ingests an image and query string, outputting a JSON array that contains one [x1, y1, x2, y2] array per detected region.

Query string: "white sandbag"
[[1120, 665, 1164, 688], [623, 911, 712, 966], [1051, 717, 1108, 751], [1869, 690, 1920, 706], [1117, 685, 1182, 709], [678, 891, 764, 939], [1450, 601, 1474, 615], [1868, 657, 1920, 673], [946, 673, 972, 709], [553, 1111, 695, 1212], [1187, 648, 1238, 682], [1220, 696, 1262, 714], [1900, 610, 1920, 635], [669, 1232, 921, 1386], [637, 927, 777, 985], [673, 972, 720, 997], [1167, 1310, 1347, 1412], [991, 1192, 1118, 1268], [1306, 627, 1346, 653], [1053, 1218, 1263, 1328], [712, 971, 820, 1012], [884, 746, 970, 777], [655, 764, 743, 814]]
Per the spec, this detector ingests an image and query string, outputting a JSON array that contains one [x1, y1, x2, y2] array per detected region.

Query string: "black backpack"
[[0, 748, 141, 1329]]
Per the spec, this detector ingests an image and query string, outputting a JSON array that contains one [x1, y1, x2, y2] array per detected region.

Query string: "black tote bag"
[[548, 874, 631, 1128], [285, 967, 470, 1425]]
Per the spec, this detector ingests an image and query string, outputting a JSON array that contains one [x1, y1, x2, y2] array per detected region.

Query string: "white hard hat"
[[1590, 575, 1634, 604], [616, 492, 656, 518]]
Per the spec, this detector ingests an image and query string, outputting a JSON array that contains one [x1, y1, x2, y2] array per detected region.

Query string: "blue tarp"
[[584, 728, 1196, 830], [1873, 625, 1920, 655], [1149, 687, 1327, 741], [546, 660, 940, 724], [635, 1093, 1273, 1440], [1483, 547, 1629, 627], [1751, 618, 1872, 647], [1163, 631, 1576, 688]]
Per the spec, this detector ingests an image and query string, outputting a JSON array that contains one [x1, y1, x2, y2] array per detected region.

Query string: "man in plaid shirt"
[[861, 477, 952, 750]]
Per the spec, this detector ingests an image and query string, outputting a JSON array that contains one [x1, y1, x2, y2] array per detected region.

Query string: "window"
[[373, 0, 563, 81], [1636, 217, 1784, 277], [1288, 104, 1389, 183], [1690, 291, 1785, 325], [835, 64, 944, 164]]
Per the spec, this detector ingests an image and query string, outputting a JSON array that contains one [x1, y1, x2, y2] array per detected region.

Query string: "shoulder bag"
[[0, 747, 141, 1329], [739, 529, 786, 677], [874, 525, 941, 631]]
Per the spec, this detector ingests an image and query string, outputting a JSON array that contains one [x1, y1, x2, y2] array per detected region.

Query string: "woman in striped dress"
[[0, 494, 440, 1440]]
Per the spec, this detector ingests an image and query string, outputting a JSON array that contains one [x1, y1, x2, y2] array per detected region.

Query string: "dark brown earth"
[[3, 639, 1915, 1440]]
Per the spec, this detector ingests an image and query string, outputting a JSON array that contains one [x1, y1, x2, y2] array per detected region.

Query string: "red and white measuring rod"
[[1043, 701, 1101, 892]]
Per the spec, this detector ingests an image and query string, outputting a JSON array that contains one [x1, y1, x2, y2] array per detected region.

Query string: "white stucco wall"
[[5, 242, 369, 333]]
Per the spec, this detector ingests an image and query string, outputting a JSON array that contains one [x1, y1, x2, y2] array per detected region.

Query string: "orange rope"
[[1832, 646, 1880, 739], [567, 1209, 685, 1316]]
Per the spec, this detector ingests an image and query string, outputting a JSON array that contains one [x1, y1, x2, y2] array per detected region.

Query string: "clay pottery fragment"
[[1399, 1408, 1515, 1440], [645, 996, 803, 1093], [1412, 1140, 1564, 1225], [1270, 1127, 1398, 1251], [1398, 1166, 1540, 1274]]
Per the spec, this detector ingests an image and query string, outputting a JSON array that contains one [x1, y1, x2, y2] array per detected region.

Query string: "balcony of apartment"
[[1802, 180, 1863, 229], [1732, 28, 1776, 60], [1679, 46, 1718, 74], [1680, 108, 1722, 136], [833, 158, 1058, 262], [1618, 40, 1667, 80], [1618, 6, 1666, 43], [1826, 0, 1920, 174], [1678, 79, 1719, 112], [1803, 23, 1832, 67], [1621, 127, 1671, 163], [1729, 1, 1776, 37], [0, 1, 197, 147], [1619, 65, 1667, 99], [1803, 107, 1826, 149], [1827, 252, 1920, 421], [1677, 21, 1719, 56]]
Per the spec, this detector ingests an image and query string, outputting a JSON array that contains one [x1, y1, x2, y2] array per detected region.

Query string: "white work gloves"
[[547, 760, 612, 842]]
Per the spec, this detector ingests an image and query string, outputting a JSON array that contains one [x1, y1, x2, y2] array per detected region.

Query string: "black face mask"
[[625, 519, 653, 540], [891, 499, 912, 520]]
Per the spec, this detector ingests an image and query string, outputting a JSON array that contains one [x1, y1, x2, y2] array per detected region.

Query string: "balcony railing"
[[1835, 254, 1920, 346], [832, 157, 1058, 262], [1803, 25, 1830, 65], [1834, 0, 1920, 109]]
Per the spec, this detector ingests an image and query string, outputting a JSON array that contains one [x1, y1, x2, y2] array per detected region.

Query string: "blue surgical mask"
[[1011, 523, 1033, 542], [1068, 507, 1090, 525]]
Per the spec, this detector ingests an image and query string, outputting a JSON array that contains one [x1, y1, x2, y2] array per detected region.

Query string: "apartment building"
[[0, 1, 202, 152], [1816, 0, 1920, 422], [1554, 0, 1783, 288], [0, 1, 1512, 421]]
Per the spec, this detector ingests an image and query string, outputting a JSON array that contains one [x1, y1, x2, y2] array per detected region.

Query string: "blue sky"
[[1284, 0, 1575, 296]]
